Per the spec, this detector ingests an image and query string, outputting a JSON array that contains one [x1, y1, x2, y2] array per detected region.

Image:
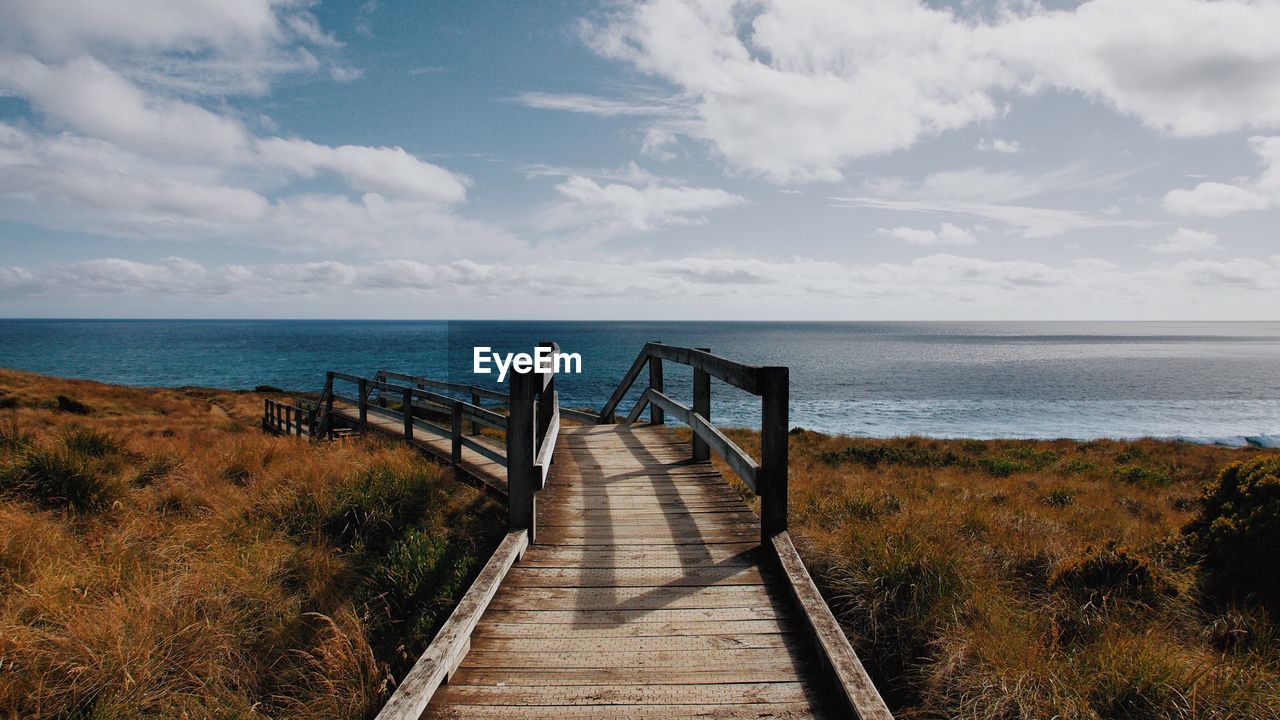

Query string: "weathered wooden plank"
[[374, 530, 527, 720], [449, 665, 807, 686], [488, 584, 780, 611], [471, 618, 797, 639], [771, 531, 893, 720], [432, 680, 817, 706], [423, 702, 826, 719], [480, 606, 786, 624], [469, 633, 799, 654], [504, 566, 770, 588], [456, 647, 811, 669]]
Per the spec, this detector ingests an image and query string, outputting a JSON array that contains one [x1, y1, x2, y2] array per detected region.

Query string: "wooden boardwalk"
[[422, 423, 836, 719], [269, 343, 891, 719]]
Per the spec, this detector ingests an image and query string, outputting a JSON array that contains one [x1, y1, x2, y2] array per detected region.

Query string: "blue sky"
[[1, 0, 1278, 319]]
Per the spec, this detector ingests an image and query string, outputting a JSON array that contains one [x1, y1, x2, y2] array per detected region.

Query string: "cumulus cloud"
[[1163, 136, 1280, 217], [976, 138, 1021, 154], [580, 0, 1280, 182], [510, 91, 679, 118], [878, 223, 977, 246], [1151, 228, 1221, 254], [0, 4, 492, 255], [0, 0, 339, 94], [536, 176, 745, 241], [6, 254, 1278, 316], [834, 166, 1153, 238]]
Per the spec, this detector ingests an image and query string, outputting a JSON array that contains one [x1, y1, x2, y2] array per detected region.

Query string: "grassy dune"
[[0, 370, 502, 718], [716, 429, 1280, 719]]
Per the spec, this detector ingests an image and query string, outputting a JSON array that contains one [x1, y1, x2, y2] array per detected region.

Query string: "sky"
[[0, 0, 1278, 320]]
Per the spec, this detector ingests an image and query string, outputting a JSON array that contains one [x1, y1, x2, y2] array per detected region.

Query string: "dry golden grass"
[[711, 428, 1280, 719], [0, 369, 502, 719]]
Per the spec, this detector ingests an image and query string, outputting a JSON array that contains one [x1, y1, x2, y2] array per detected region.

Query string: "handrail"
[[375, 369, 509, 403], [601, 341, 788, 540], [625, 388, 760, 493], [505, 341, 561, 542]]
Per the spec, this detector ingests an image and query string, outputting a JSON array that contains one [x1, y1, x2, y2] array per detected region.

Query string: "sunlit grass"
[[709, 427, 1280, 719], [0, 369, 502, 718]]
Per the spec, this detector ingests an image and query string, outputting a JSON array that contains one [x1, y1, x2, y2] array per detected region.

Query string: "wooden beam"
[[647, 343, 762, 395], [402, 387, 414, 440], [770, 531, 892, 720], [598, 347, 649, 423], [643, 389, 759, 493], [374, 530, 529, 720], [760, 366, 788, 539], [507, 367, 537, 542], [648, 342, 664, 425], [692, 347, 711, 462]]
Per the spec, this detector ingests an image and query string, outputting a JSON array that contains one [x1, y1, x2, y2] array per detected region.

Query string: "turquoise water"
[[1, 320, 1278, 443]]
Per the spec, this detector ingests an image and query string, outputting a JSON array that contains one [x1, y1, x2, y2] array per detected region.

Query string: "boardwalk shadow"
[[562, 423, 787, 630]]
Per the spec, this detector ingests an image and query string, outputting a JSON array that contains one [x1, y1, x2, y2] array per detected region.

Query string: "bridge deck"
[[421, 423, 835, 719]]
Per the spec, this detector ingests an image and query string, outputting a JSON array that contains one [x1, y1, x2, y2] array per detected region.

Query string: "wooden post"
[[357, 378, 368, 431], [469, 391, 481, 436], [275, 402, 283, 433], [692, 347, 711, 461], [649, 341, 664, 425], [402, 387, 414, 440], [323, 372, 335, 439], [759, 366, 789, 540], [307, 407, 317, 438], [262, 398, 270, 432], [506, 367, 537, 543], [451, 401, 463, 477]]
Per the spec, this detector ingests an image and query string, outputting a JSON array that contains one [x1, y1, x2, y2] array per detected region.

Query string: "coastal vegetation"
[[0, 370, 502, 718], [718, 428, 1280, 719], [3, 366, 1277, 719]]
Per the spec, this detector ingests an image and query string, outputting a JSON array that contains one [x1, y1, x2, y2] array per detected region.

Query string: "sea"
[[1, 320, 1277, 445]]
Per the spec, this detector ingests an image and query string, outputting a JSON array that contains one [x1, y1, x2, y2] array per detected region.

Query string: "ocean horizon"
[[2, 318, 1277, 445]]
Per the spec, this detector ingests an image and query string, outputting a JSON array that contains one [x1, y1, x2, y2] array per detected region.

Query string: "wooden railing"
[[261, 397, 313, 436], [600, 341, 789, 541], [369, 342, 564, 720], [598, 342, 890, 719]]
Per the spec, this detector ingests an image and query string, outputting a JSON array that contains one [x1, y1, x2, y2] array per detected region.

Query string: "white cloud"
[[581, 0, 1280, 182], [510, 91, 678, 118], [1163, 136, 1280, 217], [8, 254, 1278, 316], [256, 138, 469, 203], [537, 176, 745, 241], [0, 53, 253, 162], [878, 223, 977, 246], [834, 166, 1153, 238], [0, 0, 340, 95], [976, 138, 1021, 154], [1150, 228, 1221, 254]]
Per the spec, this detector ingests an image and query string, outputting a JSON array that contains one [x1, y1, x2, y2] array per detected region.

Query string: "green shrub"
[[1184, 457, 1280, 607], [1042, 487, 1075, 507], [1050, 543, 1169, 608], [271, 464, 437, 552], [817, 443, 963, 469], [979, 455, 1028, 477], [1, 446, 121, 512], [365, 527, 478, 660], [1006, 446, 1060, 470], [1062, 458, 1098, 475], [1114, 464, 1173, 488], [61, 427, 119, 458]]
